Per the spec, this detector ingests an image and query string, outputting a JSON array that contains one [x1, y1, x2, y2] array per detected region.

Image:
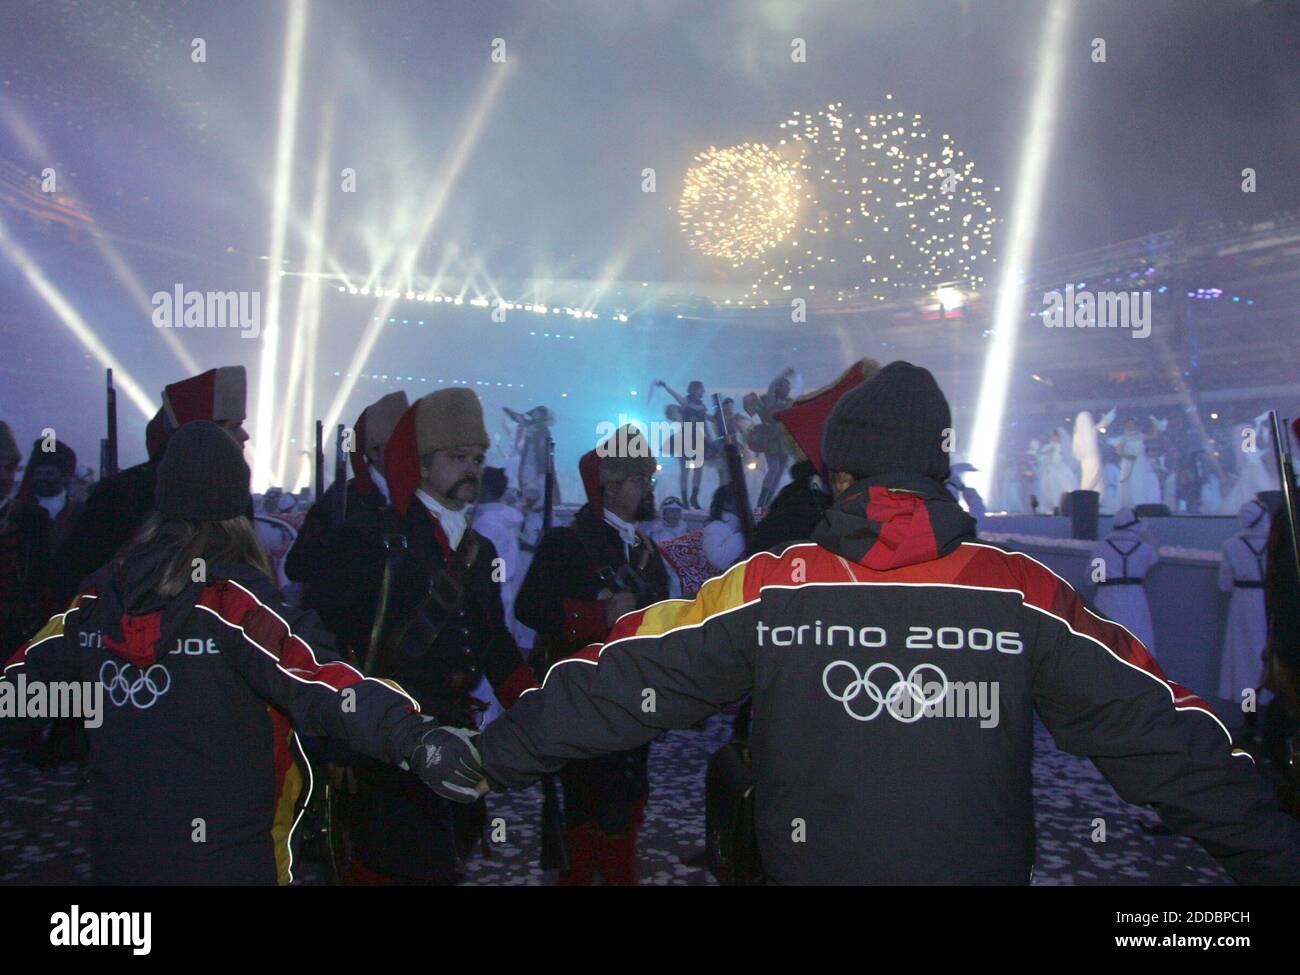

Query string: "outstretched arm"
[[481, 560, 760, 790], [1022, 559, 1300, 884], [657, 380, 688, 407]]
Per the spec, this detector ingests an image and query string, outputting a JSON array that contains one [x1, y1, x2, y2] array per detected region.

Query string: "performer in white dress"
[[1220, 415, 1280, 514], [1036, 429, 1078, 514], [1217, 500, 1272, 705], [1091, 508, 1160, 655], [1102, 450, 1122, 514], [1109, 416, 1165, 509], [1072, 408, 1115, 495]]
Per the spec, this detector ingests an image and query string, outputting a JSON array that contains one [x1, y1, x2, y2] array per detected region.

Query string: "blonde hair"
[[126, 512, 274, 599]]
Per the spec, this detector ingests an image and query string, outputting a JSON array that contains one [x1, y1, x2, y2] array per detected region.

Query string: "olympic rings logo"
[[99, 660, 172, 710], [821, 661, 948, 723]]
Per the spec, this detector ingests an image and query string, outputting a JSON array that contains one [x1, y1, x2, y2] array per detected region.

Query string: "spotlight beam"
[[967, 0, 1072, 498], [0, 216, 154, 418], [0, 99, 202, 376], [324, 60, 516, 433], [275, 105, 333, 487], [252, 0, 308, 491]]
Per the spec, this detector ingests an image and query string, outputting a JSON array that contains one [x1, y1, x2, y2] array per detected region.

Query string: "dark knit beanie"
[[821, 361, 952, 480], [155, 420, 251, 521]]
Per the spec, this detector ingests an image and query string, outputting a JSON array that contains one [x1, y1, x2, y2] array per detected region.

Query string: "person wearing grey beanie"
[[821, 360, 952, 483], [154, 420, 252, 522], [469, 360, 1300, 886]]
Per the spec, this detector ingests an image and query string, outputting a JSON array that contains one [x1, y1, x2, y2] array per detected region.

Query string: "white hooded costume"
[[1217, 500, 1272, 704], [1109, 418, 1165, 509], [1091, 508, 1159, 655], [1072, 408, 1114, 495], [1036, 431, 1078, 514], [1220, 416, 1280, 514]]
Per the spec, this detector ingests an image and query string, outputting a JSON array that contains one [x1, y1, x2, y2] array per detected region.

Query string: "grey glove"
[[407, 723, 484, 803]]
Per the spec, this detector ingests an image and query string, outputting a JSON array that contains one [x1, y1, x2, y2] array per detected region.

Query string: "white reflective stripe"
[[197, 579, 420, 712], [959, 541, 1237, 748], [2, 594, 98, 673]]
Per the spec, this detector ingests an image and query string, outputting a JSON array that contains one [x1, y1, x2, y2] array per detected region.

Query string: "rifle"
[[314, 420, 325, 505], [536, 434, 569, 872], [1267, 412, 1300, 818], [1269, 412, 1300, 587], [332, 423, 348, 526], [713, 394, 756, 551], [102, 369, 119, 478], [542, 434, 555, 535]]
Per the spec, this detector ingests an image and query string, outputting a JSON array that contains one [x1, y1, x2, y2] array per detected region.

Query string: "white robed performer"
[[1102, 451, 1122, 514], [1217, 500, 1272, 704], [1201, 461, 1224, 514], [1109, 416, 1165, 509], [1091, 508, 1160, 655], [503, 405, 557, 505], [1072, 408, 1115, 495], [1035, 429, 1078, 514], [1220, 414, 1280, 514]]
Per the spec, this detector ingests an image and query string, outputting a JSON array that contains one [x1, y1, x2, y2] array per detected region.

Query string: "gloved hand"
[[407, 722, 485, 803]]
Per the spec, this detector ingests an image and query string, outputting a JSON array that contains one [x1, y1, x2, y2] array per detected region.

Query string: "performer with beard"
[[15, 437, 80, 556], [514, 424, 668, 884], [326, 389, 535, 884]]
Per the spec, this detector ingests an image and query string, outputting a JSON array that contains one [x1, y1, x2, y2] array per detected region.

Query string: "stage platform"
[[978, 514, 1239, 716]]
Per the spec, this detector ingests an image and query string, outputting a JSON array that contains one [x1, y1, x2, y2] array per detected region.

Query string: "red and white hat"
[[161, 366, 247, 429]]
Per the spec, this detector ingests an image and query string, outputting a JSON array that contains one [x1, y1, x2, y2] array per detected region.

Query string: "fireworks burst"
[[678, 143, 803, 264], [681, 98, 998, 304]]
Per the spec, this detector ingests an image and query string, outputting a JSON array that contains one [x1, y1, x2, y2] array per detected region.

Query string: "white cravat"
[[38, 491, 67, 521], [370, 466, 391, 502], [416, 488, 468, 550], [603, 509, 639, 548]]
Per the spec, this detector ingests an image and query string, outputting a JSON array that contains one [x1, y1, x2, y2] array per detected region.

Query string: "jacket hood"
[[80, 544, 265, 667], [811, 474, 976, 570]]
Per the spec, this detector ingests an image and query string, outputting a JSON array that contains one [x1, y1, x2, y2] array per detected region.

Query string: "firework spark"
[[681, 99, 998, 304], [678, 143, 803, 265]]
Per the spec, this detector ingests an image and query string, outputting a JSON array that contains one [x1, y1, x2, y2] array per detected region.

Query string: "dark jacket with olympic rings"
[[3, 541, 429, 885], [481, 474, 1300, 885]]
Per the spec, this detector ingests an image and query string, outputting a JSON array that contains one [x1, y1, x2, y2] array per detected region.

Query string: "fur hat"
[[595, 425, 656, 484], [414, 388, 489, 456], [577, 425, 657, 518], [382, 389, 489, 515]]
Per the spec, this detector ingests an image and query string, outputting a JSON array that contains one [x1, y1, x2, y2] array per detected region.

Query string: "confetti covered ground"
[[0, 714, 1233, 886]]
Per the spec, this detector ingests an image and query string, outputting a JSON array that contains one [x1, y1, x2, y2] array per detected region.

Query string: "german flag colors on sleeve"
[[481, 554, 768, 791]]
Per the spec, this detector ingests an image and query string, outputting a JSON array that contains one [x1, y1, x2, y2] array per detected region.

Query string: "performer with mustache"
[[513, 424, 669, 884], [323, 388, 535, 884]]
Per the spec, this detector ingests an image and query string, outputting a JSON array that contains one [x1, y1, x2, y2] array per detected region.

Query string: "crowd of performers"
[[2, 357, 1300, 885], [1010, 409, 1282, 517]]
